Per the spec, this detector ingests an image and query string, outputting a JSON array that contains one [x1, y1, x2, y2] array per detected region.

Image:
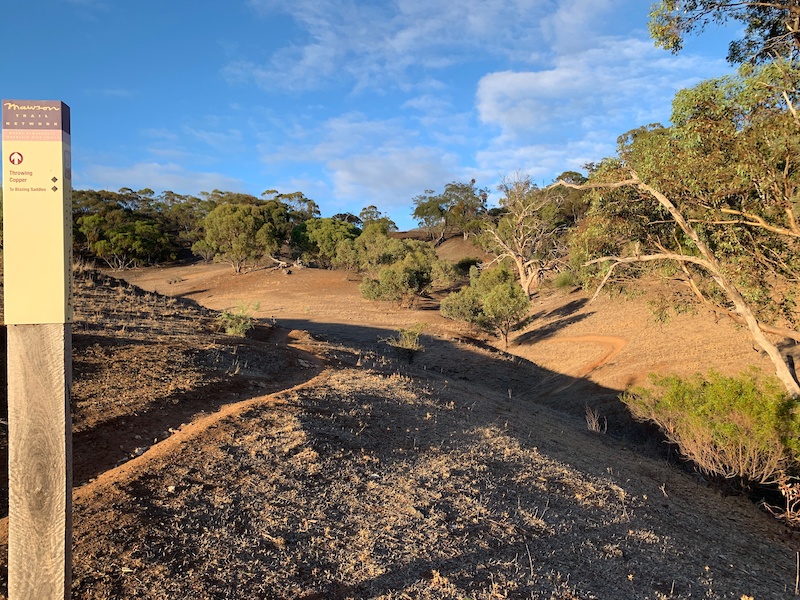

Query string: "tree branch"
[[585, 253, 715, 303], [690, 207, 800, 237]]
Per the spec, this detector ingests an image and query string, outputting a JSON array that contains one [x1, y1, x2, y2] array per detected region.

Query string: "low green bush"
[[216, 302, 260, 337], [552, 270, 578, 289], [382, 324, 425, 363], [455, 257, 482, 276], [621, 370, 800, 485], [440, 286, 482, 325], [440, 266, 529, 349], [358, 252, 433, 307], [431, 259, 459, 288]]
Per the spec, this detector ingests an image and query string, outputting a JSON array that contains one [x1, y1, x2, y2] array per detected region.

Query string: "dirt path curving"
[[538, 335, 628, 378], [532, 335, 628, 394]]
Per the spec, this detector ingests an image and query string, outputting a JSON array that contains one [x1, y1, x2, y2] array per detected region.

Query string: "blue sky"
[[3, 0, 737, 230]]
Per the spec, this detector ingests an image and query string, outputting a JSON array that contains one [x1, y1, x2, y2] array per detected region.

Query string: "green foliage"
[[440, 266, 530, 348], [359, 246, 436, 307], [202, 202, 288, 273], [77, 208, 176, 270], [567, 65, 800, 332], [412, 180, 488, 242], [478, 175, 570, 296], [552, 270, 579, 289], [358, 205, 397, 231], [358, 277, 383, 301], [481, 281, 531, 349], [191, 239, 215, 262], [430, 259, 459, 288], [351, 222, 407, 273], [332, 238, 361, 271], [440, 286, 482, 324], [305, 217, 361, 267], [382, 324, 425, 362], [649, 1, 800, 64], [216, 302, 260, 337], [469, 263, 515, 296], [262, 190, 319, 223], [455, 257, 482, 276], [412, 190, 447, 240], [622, 370, 800, 485]]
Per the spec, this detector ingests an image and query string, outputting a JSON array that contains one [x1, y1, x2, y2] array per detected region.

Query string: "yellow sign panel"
[[2, 100, 72, 324]]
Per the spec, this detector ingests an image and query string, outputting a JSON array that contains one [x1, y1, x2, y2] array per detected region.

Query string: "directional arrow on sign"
[[9, 152, 23, 165]]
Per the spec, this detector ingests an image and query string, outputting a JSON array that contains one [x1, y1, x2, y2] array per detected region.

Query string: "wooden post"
[[2, 100, 73, 599]]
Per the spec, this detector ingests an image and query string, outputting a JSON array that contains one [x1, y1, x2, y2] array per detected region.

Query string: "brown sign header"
[[2, 100, 70, 134]]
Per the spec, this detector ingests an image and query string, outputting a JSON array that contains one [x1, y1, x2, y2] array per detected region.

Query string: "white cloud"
[[256, 111, 461, 213], [476, 136, 613, 185], [476, 37, 729, 141], [258, 112, 414, 165], [538, 0, 616, 53], [235, 0, 557, 92], [80, 162, 243, 195], [328, 146, 460, 210], [184, 127, 243, 150], [142, 128, 180, 141]]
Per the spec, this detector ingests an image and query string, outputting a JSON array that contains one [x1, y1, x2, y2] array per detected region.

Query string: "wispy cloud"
[[232, 0, 554, 92], [184, 127, 243, 150], [80, 162, 243, 195], [257, 109, 466, 213], [328, 146, 460, 210], [476, 37, 728, 141], [85, 87, 133, 97]]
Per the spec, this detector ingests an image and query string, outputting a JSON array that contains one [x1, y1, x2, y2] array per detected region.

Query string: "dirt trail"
[[539, 335, 628, 377], [3, 260, 788, 599]]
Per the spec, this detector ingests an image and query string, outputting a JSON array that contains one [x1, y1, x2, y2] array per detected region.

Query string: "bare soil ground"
[[0, 240, 798, 598]]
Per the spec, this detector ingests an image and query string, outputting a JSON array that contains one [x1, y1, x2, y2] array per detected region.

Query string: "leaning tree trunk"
[[555, 172, 800, 397], [637, 175, 800, 396]]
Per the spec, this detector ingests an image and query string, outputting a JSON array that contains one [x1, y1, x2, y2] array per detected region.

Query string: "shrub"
[[430, 259, 459, 288], [621, 370, 800, 485], [440, 286, 482, 325], [191, 239, 215, 262], [359, 276, 383, 301], [455, 257, 482, 276], [332, 238, 360, 271], [552, 270, 579, 289], [382, 324, 425, 363], [216, 302, 260, 337], [480, 280, 530, 349], [358, 250, 434, 307], [440, 265, 529, 348]]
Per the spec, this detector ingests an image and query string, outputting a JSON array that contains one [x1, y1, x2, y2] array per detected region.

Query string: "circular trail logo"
[[9, 152, 23, 165]]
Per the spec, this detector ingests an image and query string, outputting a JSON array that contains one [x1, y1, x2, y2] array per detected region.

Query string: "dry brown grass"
[[0, 264, 796, 598], [68, 359, 796, 598]]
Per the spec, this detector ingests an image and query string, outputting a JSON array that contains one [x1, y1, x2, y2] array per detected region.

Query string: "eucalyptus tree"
[[649, 0, 800, 64], [202, 201, 289, 273], [556, 66, 800, 396], [412, 180, 489, 244], [478, 175, 568, 297]]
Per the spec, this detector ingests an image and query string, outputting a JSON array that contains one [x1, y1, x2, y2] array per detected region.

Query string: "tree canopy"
[[412, 180, 488, 244], [478, 175, 572, 297], [649, 1, 800, 64], [554, 63, 800, 395]]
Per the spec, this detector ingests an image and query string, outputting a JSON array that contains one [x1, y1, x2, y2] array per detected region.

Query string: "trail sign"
[[3, 99, 73, 324], [2, 99, 73, 599]]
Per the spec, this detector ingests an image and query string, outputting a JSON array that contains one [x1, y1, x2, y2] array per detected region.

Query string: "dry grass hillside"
[[0, 242, 798, 598]]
